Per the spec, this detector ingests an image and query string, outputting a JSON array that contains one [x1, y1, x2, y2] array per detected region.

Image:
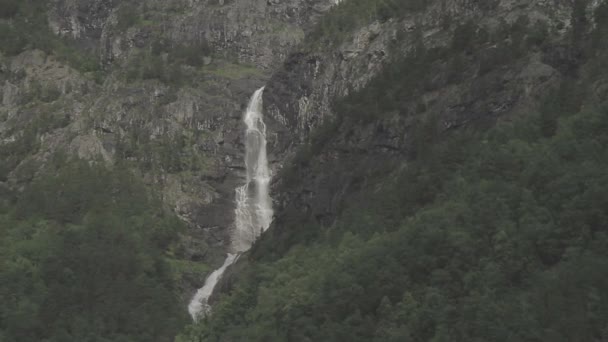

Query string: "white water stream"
[[188, 87, 273, 320]]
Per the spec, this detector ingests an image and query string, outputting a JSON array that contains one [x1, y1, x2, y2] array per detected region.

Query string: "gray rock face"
[[48, 0, 116, 43], [264, 0, 575, 143], [48, 0, 334, 69]]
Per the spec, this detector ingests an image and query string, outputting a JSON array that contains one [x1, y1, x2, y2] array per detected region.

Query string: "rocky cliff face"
[[265, 0, 575, 142], [48, 0, 333, 68]]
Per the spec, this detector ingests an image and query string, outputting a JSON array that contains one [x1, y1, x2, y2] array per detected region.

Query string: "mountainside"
[[0, 0, 332, 305], [181, 0, 608, 340], [2, 0, 608, 341], [264, 0, 585, 232]]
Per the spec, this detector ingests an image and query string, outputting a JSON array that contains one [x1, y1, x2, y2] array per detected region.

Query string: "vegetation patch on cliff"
[[307, 0, 432, 46], [0, 0, 101, 75]]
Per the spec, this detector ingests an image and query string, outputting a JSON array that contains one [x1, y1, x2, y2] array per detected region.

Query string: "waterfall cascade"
[[188, 87, 273, 320], [233, 87, 273, 252], [187, 254, 238, 318]]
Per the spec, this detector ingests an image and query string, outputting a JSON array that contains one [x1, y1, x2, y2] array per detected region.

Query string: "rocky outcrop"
[[48, 0, 334, 69], [264, 0, 576, 142]]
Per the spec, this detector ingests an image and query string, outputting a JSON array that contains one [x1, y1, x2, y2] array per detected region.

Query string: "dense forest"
[[179, 3, 608, 341], [0, 159, 190, 341]]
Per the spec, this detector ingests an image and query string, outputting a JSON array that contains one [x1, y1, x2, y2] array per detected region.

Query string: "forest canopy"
[[0, 160, 189, 342]]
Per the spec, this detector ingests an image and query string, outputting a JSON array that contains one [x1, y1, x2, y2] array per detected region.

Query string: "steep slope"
[[0, 0, 333, 302], [263, 0, 592, 250], [181, 0, 608, 341]]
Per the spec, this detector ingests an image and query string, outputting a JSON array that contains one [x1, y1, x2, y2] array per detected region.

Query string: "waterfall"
[[233, 87, 273, 252], [187, 253, 238, 318], [188, 87, 273, 321]]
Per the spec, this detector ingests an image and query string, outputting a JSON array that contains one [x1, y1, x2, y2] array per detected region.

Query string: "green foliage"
[[527, 21, 550, 47], [0, 109, 73, 182], [334, 16, 554, 127], [307, 0, 430, 46], [0, 160, 189, 341], [0, 0, 19, 19], [539, 80, 585, 137], [116, 2, 170, 30], [114, 127, 210, 175], [451, 20, 478, 53], [170, 41, 212, 67], [124, 48, 196, 85], [0, 0, 101, 74], [591, 2, 608, 53], [571, 0, 589, 43], [117, 3, 141, 30], [335, 41, 435, 123], [0, 22, 28, 55], [125, 49, 166, 82]]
